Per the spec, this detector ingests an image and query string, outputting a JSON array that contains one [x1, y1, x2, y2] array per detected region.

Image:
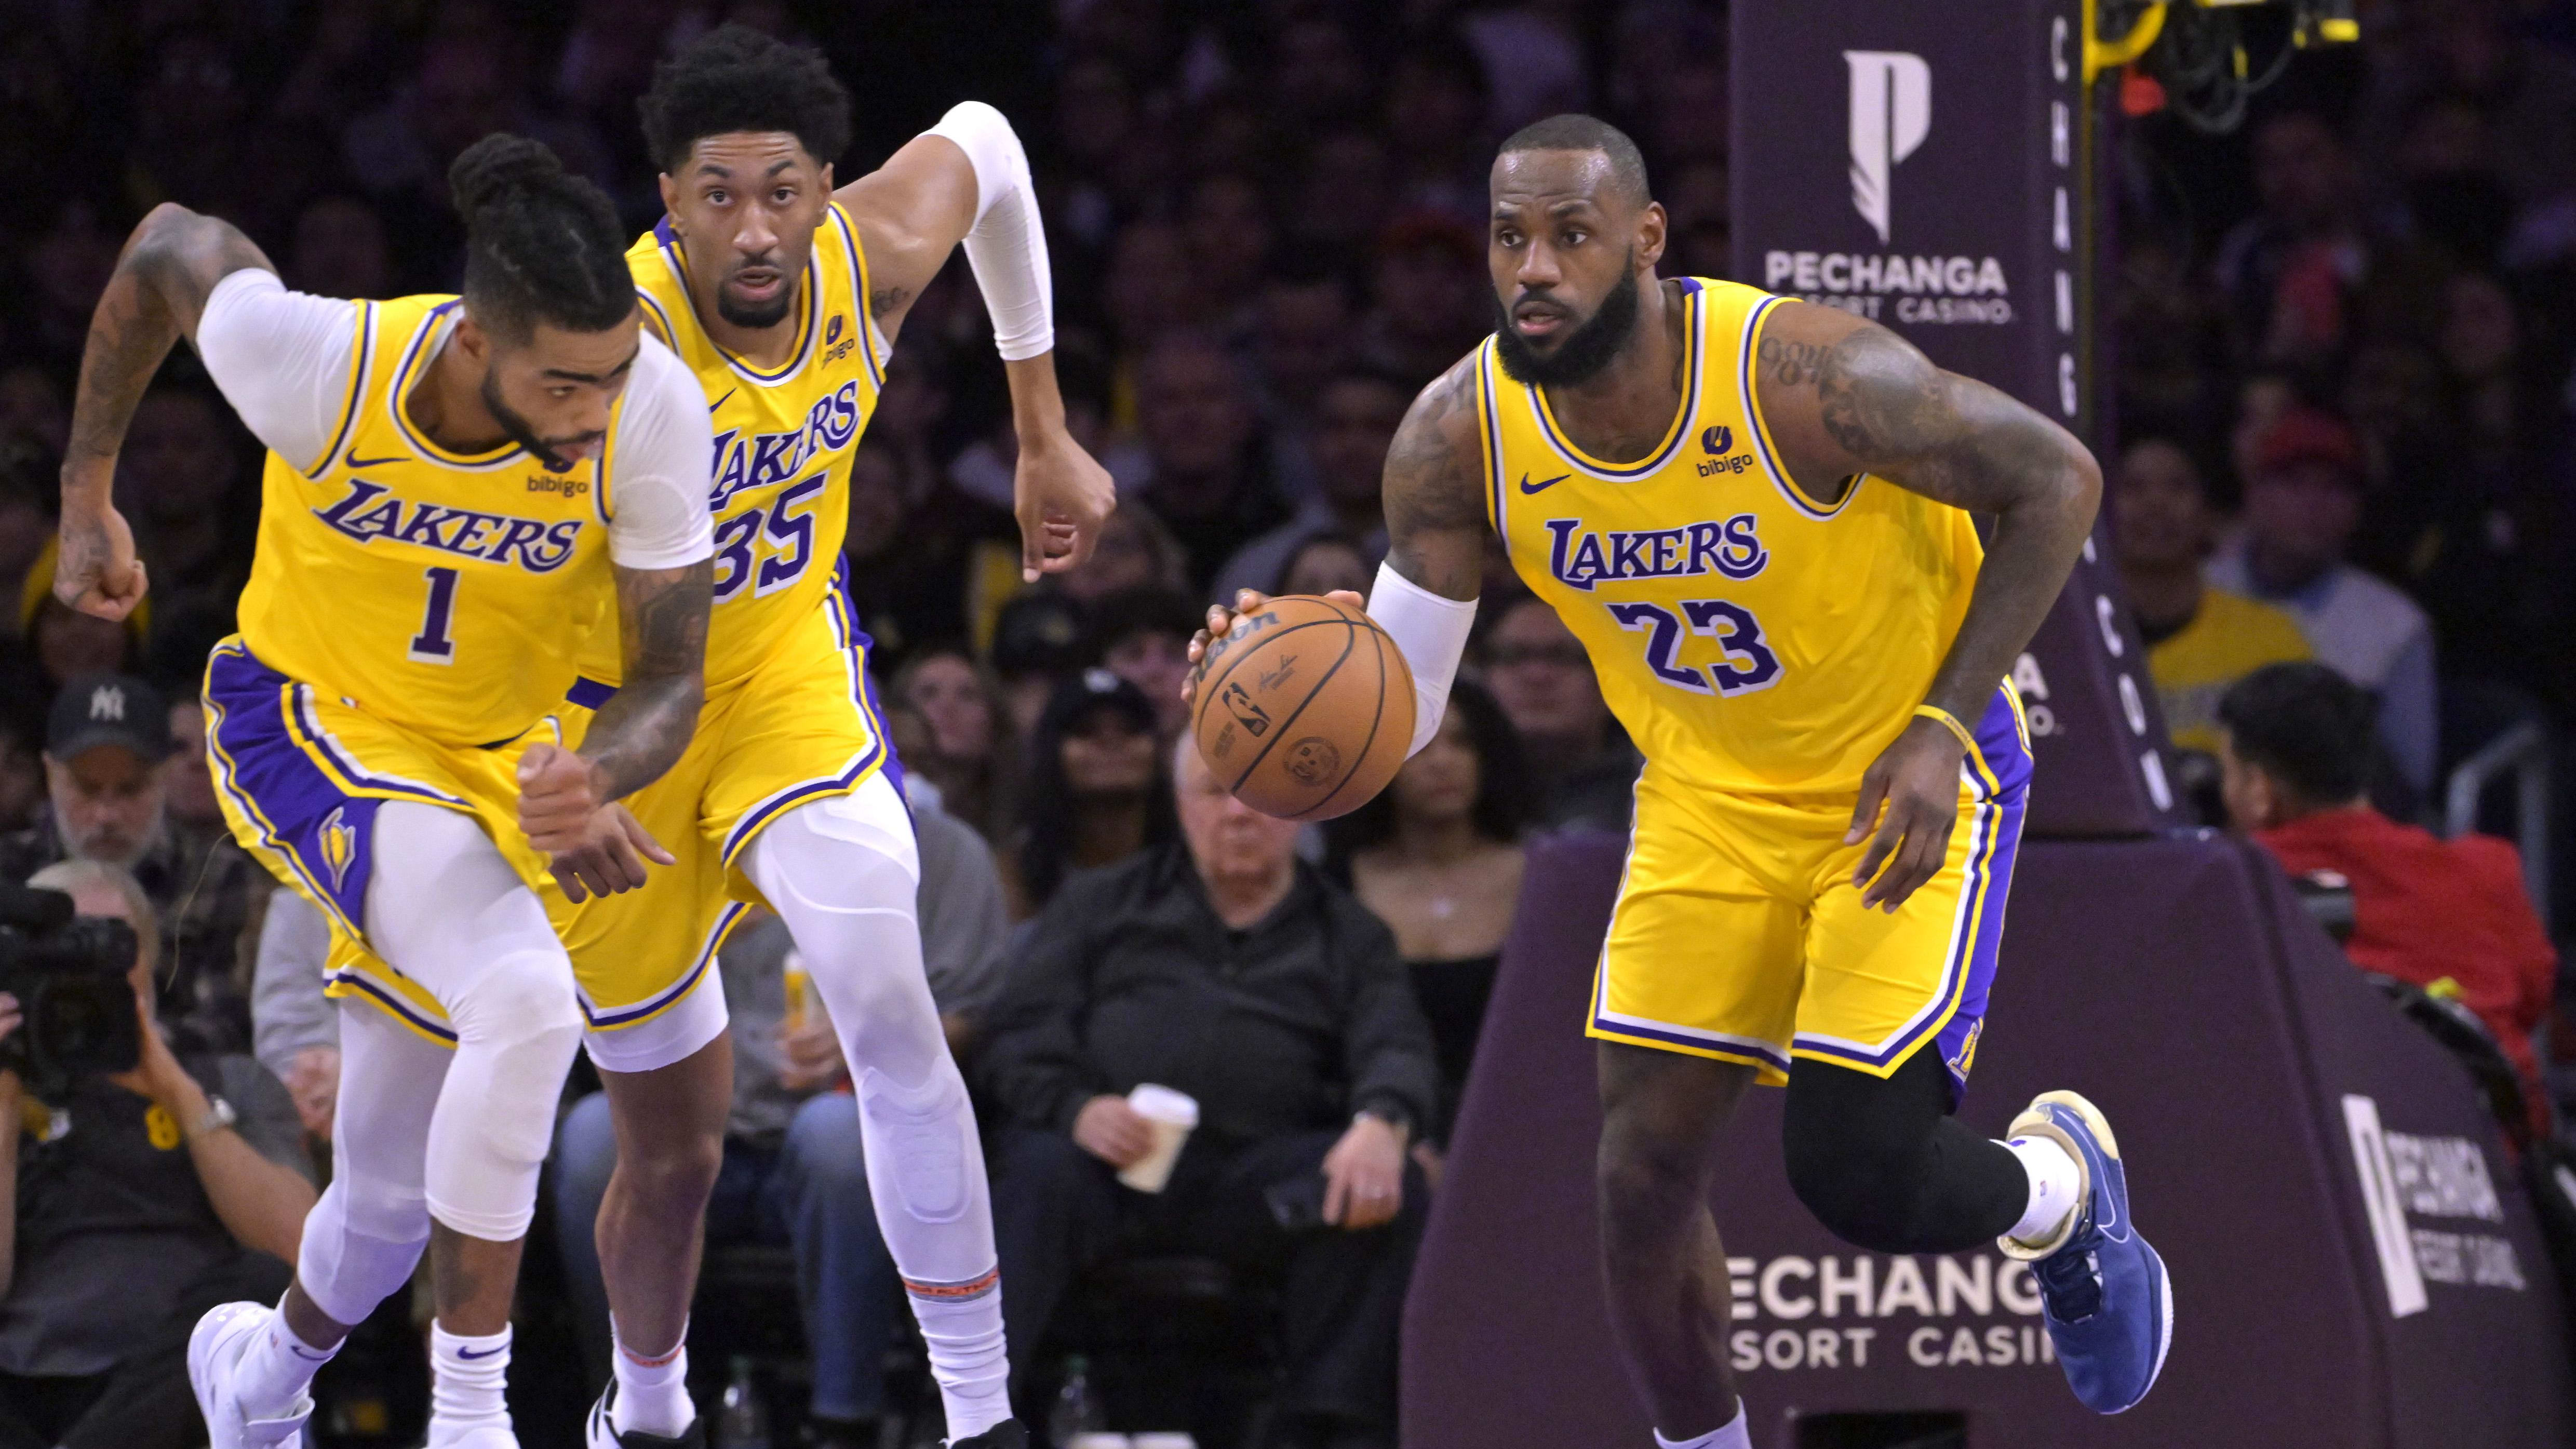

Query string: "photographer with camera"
[[0, 860, 314, 1449], [0, 674, 273, 1058]]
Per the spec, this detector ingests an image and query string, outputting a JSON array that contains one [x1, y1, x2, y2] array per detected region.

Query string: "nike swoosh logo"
[[345, 454, 406, 469], [1518, 472, 1571, 494], [708, 389, 735, 412], [457, 1345, 506, 1360]]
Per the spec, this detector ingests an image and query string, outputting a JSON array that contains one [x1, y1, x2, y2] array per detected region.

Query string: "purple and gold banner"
[[1728, 0, 2180, 837]]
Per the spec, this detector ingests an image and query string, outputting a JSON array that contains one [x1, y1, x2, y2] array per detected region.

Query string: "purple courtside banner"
[[1728, 0, 2182, 837]]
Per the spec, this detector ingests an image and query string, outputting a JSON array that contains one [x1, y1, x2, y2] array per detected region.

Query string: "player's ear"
[[657, 171, 679, 222], [1635, 199, 1668, 273], [453, 314, 490, 364]]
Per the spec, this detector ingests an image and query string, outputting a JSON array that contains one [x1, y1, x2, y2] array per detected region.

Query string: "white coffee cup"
[[1117, 1084, 1200, 1193]]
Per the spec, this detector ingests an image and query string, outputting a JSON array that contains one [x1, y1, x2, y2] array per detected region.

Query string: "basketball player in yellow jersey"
[[531, 29, 1110, 1449], [55, 137, 718, 1449], [1194, 116, 2171, 1445]]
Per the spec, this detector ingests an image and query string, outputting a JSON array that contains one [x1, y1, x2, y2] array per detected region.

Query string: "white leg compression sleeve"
[[296, 1000, 440, 1326], [363, 801, 585, 1241], [746, 778, 1009, 1433]]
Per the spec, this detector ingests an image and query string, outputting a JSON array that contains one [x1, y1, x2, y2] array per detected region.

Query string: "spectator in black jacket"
[[980, 735, 1437, 1448]]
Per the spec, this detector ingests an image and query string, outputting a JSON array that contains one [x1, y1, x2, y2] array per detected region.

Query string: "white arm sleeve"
[[1367, 561, 1478, 757], [925, 100, 1054, 361], [194, 269, 360, 472], [602, 334, 716, 570]]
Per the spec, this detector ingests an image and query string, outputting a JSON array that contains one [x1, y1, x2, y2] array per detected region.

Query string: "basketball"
[[1188, 594, 1417, 822]]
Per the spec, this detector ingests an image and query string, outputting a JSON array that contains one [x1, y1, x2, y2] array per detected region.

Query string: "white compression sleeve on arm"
[[925, 101, 1053, 360], [1367, 561, 1478, 757]]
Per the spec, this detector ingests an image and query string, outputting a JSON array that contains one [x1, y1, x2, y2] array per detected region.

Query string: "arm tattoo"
[[580, 559, 712, 800], [869, 286, 907, 320], [1382, 359, 1489, 601], [63, 206, 272, 473], [1812, 324, 2071, 515], [1757, 336, 1828, 387]]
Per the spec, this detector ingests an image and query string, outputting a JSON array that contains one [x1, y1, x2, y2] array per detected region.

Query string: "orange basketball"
[[1188, 594, 1417, 822]]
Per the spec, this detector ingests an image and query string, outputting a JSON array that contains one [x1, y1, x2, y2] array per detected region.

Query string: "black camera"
[[0, 880, 142, 1089]]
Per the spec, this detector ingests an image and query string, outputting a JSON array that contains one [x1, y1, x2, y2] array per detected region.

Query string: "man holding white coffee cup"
[[979, 737, 1438, 1448]]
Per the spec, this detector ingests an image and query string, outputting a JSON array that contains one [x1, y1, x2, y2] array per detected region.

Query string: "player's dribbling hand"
[[1845, 716, 1967, 913], [517, 743, 674, 902], [53, 502, 149, 622], [1071, 1094, 1155, 1169], [1014, 430, 1117, 582], [1180, 587, 1366, 708]]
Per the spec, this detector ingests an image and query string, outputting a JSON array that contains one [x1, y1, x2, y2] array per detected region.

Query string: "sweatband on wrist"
[[1913, 704, 1977, 753], [924, 101, 1053, 361], [1365, 561, 1477, 757]]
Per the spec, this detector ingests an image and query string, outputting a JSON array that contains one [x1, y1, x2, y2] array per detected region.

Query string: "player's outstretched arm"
[[1186, 354, 1487, 759], [839, 104, 1113, 582], [519, 559, 713, 901], [58, 204, 275, 620], [1753, 300, 2102, 910]]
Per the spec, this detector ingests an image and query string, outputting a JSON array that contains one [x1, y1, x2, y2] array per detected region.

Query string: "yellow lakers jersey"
[[234, 293, 622, 748], [588, 203, 883, 687], [1483, 278, 1983, 793]]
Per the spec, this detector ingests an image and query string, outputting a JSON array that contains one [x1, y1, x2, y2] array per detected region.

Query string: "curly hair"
[[637, 23, 852, 175], [448, 133, 633, 341]]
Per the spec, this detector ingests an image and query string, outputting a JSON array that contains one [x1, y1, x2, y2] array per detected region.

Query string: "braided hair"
[[638, 24, 851, 175], [448, 133, 634, 343]]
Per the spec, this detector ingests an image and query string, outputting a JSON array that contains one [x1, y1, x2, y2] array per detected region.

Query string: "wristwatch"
[[185, 1095, 237, 1143], [1355, 1104, 1414, 1140]]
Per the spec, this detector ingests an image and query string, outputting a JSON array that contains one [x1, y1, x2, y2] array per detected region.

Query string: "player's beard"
[[717, 260, 795, 329], [481, 368, 596, 475], [1493, 258, 1642, 388]]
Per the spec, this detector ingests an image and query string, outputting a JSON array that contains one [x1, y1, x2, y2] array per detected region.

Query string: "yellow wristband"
[[1912, 704, 1977, 754]]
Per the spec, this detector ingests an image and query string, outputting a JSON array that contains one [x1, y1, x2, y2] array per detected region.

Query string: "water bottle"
[[716, 1354, 771, 1449], [1048, 1355, 1123, 1447]]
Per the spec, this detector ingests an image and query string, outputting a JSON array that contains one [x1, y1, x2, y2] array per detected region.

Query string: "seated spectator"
[[1053, 502, 1190, 610], [1122, 332, 1288, 592], [249, 890, 338, 1147], [0, 858, 316, 1449], [1089, 586, 1203, 741], [20, 544, 144, 691], [2112, 435, 2313, 755], [1478, 595, 1642, 833], [0, 675, 265, 1055], [0, 713, 38, 839], [2218, 663, 2555, 1107], [1274, 532, 1375, 602], [1212, 369, 1408, 603], [892, 649, 1018, 844], [981, 736, 1438, 1448], [1333, 681, 1529, 1155], [2206, 409, 2438, 796], [987, 591, 1093, 742], [551, 779, 1012, 1449], [1006, 670, 1174, 920]]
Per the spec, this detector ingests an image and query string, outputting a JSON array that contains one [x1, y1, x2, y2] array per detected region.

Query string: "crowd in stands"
[[0, 0, 2568, 1444]]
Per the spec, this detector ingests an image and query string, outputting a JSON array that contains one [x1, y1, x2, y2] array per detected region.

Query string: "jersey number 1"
[[409, 566, 459, 665]]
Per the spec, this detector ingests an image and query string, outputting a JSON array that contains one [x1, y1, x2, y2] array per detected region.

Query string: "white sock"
[[1655, 1400, 1750, 1449], [2004, 1134, 2085, 1246], [426, 1323, 512, 1443], [609, 1318, 694, 1437], [234, 1302, 338, 1419], [909, 1272, 1011, 1438]]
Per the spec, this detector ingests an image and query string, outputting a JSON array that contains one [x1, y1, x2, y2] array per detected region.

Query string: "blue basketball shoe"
[[1997, 1090, 2173, 1414]]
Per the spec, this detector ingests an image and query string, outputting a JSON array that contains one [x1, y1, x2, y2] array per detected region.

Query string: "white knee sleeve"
[[748, 782, 997, 1284], [298, 1002, 441, 1325], [365, 802, 585, 1241]]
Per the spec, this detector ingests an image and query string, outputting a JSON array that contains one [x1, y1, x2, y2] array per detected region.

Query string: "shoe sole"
[[2023, 1088, 2121, 1161]]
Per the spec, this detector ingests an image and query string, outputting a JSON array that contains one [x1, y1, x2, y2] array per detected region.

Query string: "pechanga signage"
[[1732, 0, 2181, 837]]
